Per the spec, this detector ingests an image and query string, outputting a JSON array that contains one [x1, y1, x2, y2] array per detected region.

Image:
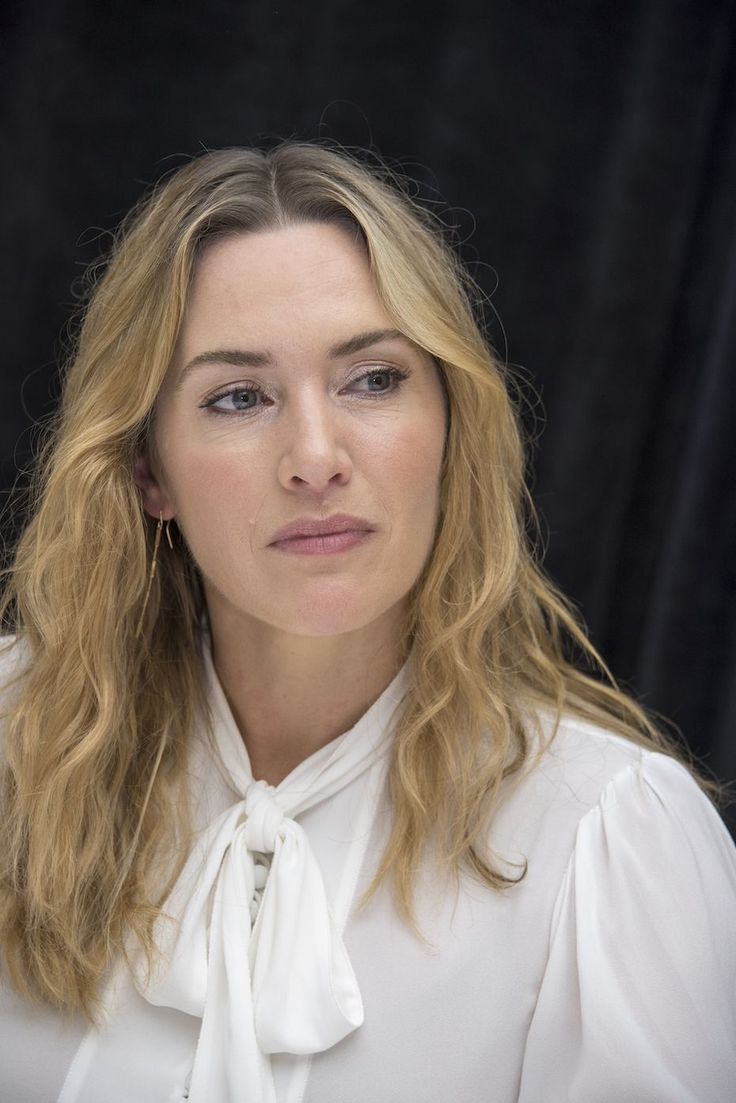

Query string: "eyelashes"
[[200, 366, 412, 417]]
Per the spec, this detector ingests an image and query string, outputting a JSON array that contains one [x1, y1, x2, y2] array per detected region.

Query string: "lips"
[[269, 513, 375, 544]]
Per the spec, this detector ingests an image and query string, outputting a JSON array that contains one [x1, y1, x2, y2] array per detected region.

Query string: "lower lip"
[[270, 530, 375, 555]]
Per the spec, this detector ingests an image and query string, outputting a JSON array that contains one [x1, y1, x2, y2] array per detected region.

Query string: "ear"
[[133, 454, 176, 521]]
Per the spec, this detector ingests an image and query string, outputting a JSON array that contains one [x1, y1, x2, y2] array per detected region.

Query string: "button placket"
[[250, 851, 272, 923]]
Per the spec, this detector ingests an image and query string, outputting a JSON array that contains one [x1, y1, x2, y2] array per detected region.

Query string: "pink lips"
[[268, 513, 376, 557], [268, 513, 375, 545]]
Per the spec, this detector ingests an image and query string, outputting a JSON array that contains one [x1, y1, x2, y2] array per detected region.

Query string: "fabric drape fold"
[[133, 639, 411, 1103]]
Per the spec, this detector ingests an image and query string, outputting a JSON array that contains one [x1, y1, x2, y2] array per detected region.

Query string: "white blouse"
[[1, 635, 735, 1103]]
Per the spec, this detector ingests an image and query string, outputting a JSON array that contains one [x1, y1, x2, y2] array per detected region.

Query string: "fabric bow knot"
[[243, 779, 285, 853], [131, 640, 411, 1103]]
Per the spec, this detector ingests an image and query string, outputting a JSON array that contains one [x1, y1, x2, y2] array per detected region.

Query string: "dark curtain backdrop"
[[1, 0, 735, 830]]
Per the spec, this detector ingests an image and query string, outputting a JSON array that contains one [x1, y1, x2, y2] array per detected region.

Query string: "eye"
[[349, 366, 410, 395], [198, 366, 412, 416], [201, 385, 267, 414]]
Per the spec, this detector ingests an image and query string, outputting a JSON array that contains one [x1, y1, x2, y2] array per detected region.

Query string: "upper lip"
[[269, 513, 376, 543]]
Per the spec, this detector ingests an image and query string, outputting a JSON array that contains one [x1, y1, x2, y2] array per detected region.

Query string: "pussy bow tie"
[[134, 642, 410, 1103]]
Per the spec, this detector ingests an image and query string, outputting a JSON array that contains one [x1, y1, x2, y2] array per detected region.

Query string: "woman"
[[0, 142, 734, 1103]]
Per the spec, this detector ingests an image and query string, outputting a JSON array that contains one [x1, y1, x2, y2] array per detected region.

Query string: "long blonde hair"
[[0, 141, 722, 1022]]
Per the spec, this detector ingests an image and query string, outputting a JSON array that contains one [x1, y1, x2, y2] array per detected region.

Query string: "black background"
[[1, 0, 734, 829]]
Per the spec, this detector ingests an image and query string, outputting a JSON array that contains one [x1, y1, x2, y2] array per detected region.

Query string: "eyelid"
[[349, 363, 413, 387], [200, 363, 411, 414], [202, 385, 259, 404]]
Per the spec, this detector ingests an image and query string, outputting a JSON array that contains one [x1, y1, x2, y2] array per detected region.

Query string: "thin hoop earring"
[[134, 511, 171, 639]]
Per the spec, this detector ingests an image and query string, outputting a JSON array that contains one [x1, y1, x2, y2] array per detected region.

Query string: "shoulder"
[[493, 702, 733, 886], [524, 704, 649, 806], [515, 707, 736, 1099], [519, 701, 720, 823], [501, 703, 651, 839]]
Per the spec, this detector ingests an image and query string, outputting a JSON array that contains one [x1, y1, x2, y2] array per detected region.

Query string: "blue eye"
[[201, 366, 411, 417], [201, 388, 264, 414], [357, 370, 397, 392], [350, 366, 412, 397]]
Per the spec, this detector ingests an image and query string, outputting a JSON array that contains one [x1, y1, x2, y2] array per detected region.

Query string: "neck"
[[204, 601, 409, 786]]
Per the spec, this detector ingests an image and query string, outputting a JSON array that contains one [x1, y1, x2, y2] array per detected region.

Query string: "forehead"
[[185, 223, 379, 319], [170, 225, 397, 379], [163, 223, 439, 400]]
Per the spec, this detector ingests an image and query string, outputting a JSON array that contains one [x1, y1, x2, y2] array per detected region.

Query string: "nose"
[[276, 395, 352, 491]]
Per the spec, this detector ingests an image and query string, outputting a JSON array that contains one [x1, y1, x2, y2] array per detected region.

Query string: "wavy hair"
[[0, 141, 722, 1020]]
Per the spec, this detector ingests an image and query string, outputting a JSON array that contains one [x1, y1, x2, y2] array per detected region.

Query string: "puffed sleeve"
[[518, 751, 736, 1103]]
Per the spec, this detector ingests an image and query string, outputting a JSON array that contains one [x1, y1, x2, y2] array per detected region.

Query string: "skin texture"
[[134, 222, 448, 785]]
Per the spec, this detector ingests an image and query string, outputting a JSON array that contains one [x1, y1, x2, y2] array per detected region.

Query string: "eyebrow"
[[175, 328, 410, 390]]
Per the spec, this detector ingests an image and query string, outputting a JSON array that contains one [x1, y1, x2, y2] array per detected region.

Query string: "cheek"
[[387, 416, 445, 489], [377, 425, 444, 546], [160, 440, 260, 526]]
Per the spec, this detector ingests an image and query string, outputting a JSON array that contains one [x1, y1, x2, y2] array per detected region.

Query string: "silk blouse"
[[1, 634, 735, 1103]]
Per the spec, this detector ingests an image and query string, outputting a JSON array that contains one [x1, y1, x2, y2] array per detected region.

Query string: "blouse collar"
[[135, 629, 412, 1103]]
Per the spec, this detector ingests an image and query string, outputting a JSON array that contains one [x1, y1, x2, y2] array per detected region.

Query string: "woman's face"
[[136, 222, 448, 640]]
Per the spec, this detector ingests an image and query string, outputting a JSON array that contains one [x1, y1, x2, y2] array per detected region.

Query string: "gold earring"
[[134, 511, 170, 639]]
